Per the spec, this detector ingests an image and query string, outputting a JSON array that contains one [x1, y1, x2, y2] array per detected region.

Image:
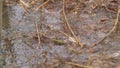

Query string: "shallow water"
[[1, 1, 120, 68]]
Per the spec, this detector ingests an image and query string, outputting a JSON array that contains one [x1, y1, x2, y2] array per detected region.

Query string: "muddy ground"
[[0, 0, 120, 68]]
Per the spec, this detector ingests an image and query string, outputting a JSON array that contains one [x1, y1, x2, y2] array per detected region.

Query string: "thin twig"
[[62, 0, 83, 47], [19, 0, 30, 12], [19, 3, 27, 12], [29, 0, 40, 6], [34, 17, 41, 49], [19, 0, 30, 7], [89, 6, 120, 50], [34, 0, 50, 11], [64, 62, 92, 68]]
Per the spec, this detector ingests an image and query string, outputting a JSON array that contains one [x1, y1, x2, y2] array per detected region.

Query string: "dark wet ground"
[[0, 0, 120, 68]]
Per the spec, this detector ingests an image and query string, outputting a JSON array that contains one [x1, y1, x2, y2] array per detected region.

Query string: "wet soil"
[[0, 0, 120, 68]]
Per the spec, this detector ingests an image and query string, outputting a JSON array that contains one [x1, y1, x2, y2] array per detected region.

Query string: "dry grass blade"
[[64, 62, 92, 68], [62, 0, 83, 47], [34, 0, 50, 11], [34, 17, 41, 49], [19, 0, 30, 7], [29, 0, 40, 5], [89, 6, 120, 51], [19, 0, 30, 12]]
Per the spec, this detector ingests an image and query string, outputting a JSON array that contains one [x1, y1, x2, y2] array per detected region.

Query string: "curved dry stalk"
[[89, 6, 120, 50], [62, 0, 84, 47]]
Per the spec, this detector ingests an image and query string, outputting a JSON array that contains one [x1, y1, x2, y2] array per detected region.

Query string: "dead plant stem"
[[35, 0, 50, 10], [64, 62, 92, 68], [34, 18, 41, 49], [62, 0, 83, 47], [29, 0, 40, 5], [19, 0, 29, 12], [89, 6, 120, 49]]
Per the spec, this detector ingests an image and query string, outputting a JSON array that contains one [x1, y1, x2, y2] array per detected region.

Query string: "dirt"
[[0, 0, 120, 68]]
